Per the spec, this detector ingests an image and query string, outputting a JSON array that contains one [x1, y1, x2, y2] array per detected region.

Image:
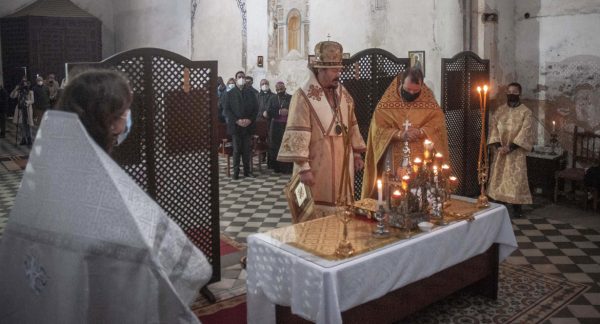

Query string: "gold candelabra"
[[476, 85, 490, 208]]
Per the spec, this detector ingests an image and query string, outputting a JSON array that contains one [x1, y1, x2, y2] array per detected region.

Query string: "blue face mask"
[[116, 110, 132, 146]]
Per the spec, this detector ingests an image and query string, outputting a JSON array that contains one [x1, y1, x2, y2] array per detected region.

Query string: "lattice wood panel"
[[68, 48, 220, 283], [441, 51, 490, 196], [341, 49, 410, 200]]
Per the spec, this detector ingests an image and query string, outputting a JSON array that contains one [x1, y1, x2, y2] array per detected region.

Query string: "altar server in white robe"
[[0, 70, 211, 324]]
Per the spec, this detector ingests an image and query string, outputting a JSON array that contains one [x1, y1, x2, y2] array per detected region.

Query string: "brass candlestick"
[[476, 85, 490, 209], [335, 207, 355, 257]]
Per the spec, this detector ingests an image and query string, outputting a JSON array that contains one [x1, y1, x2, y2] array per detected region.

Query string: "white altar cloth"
[[246, 200, 517, 324]]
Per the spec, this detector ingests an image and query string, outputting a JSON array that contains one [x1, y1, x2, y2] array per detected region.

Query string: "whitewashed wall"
[[192, 0, 243, 81], [112, 0, 191, 58], [300, 0, 463, 101], [246, 0, 269, 85], [514, 0, 600, 146]]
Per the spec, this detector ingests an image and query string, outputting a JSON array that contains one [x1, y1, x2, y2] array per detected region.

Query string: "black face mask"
[[507, 94, 520, 107], [401, 88, 420, 102]]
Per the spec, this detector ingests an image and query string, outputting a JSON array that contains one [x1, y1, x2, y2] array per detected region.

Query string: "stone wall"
[[514, 0, 600, 150]]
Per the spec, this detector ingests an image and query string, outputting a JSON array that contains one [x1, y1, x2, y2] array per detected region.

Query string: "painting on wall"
[[408, 51, 425, 77]]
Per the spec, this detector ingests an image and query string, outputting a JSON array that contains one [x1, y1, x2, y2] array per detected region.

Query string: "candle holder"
[[549, 133, 558, 155], [476, 164, 490, 208], [335, 207, 355, 257], [372, 205, 390, 238]]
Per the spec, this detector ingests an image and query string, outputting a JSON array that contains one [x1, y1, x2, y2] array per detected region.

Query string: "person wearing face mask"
[[257, 79, 276, 168], [0, 69, 212, 323], [59, 69, 134, 153], [223, 71, 259, 180], [257, 79, 275, 121], [361, 67, 449, 199], [10, 77, 35, 146], [45, 73, 61, 108], [266, 81, 293, 174], [277, 41, 366, 222], [32, 75, 50, 125], [487, 82, 533, 218], [245, 75, 259, 98]]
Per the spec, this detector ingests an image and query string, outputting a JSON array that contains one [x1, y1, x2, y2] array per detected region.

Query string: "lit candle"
[[377, 179, 383, 206], [552, 120, 556, 133], [442, 164, 450, 175], [401, 175, 410, 191], [424, 139, 434, 151], [448, 176, 458, 185], [391, 190, 402, 208], [433, 165, 439, 175], [413, 157, 422, 173], [435, 152, 443, 162]]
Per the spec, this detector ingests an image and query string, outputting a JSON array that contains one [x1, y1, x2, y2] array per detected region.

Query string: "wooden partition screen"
[[68, 48, 221, 283]]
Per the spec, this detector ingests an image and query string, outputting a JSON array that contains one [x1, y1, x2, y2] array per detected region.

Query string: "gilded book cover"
[[285, 173, 315, 223]]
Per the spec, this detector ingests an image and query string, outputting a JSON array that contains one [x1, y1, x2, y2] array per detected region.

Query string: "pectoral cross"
[[403, 119, 412, 132]]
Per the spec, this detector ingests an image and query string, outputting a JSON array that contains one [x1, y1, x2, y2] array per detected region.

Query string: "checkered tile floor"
[[0, 155, 598, 322], [0, 121, 34, 159]]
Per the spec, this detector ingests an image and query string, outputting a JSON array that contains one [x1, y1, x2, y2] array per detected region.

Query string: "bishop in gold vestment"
[[487, 102, 534, 205], [278, 41, 366, 222], [361, 72, 449, 199]]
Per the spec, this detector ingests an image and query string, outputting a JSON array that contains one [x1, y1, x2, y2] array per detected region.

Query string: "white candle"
[[552, 120, 556, 133], [377, 179, 383, 206]]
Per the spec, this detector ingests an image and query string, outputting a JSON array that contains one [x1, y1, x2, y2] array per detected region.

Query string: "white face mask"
[[227, 84, 235, 91], [261, 85, 269, 91], [236, 78, 245, 87], [37, 81, 44, 86]]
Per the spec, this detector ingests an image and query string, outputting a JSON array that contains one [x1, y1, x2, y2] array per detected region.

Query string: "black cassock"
[[267, 93, 293, 174]]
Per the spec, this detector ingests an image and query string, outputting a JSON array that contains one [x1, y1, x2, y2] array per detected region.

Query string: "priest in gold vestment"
[[361, 68, 449, 199], [487, 82, 533, 217], [278, 41, 366, 222]]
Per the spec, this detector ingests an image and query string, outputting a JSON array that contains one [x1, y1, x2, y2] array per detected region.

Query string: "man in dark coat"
[[223, 71, 259, 180], [257, 79, 276, 168]]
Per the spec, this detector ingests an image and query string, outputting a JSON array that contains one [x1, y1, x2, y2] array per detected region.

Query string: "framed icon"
[[257, 56, 264, 68], [408, 51, 425, 77]]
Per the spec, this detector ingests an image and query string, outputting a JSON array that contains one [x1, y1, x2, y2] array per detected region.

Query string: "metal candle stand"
[[383, 148, 451, 232]]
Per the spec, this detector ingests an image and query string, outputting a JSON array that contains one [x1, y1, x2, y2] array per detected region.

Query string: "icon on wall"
[[257, 56, 264, 68], [408, 51, 425, 77]]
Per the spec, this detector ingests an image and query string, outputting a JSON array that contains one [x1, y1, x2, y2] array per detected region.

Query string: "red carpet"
[[193, 234, 247, 324]]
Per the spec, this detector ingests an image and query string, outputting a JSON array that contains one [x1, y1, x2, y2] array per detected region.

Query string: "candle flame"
[[392, 190, 402, 196], [377, 179, 382, 189], [435, 152, 443, 158], [424, 139, 432, 145], [449, 176, 457, 181], [442, 164, 450, 170], [414, 157, 422, 163], [402, 175, 410, 181], [483, 85, 488, 92], [477, 86, 481, 93]]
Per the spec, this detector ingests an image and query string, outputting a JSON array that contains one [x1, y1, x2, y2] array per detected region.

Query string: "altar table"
[[246, 198, 517, 324]]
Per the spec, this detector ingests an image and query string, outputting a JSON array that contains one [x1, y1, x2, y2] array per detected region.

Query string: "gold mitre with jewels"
[[311, 40, 344, 68]]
